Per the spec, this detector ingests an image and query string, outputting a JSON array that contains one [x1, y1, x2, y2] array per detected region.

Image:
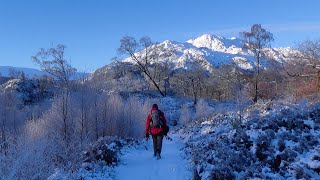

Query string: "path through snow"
[[115, 134, 191, 180]]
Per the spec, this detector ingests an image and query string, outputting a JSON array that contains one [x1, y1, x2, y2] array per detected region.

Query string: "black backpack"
[[150, 110, 163, 128]]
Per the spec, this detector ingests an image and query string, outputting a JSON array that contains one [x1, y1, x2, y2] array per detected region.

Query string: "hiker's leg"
[[157, 134, 164, 155], [152, 135, 157, 155]]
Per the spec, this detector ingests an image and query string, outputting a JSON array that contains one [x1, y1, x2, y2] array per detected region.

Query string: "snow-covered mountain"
[[94, 34, 293, 77], [187, 34, 243, 54]]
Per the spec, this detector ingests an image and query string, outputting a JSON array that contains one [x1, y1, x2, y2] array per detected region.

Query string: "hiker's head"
[[152, 104, 158, 109]]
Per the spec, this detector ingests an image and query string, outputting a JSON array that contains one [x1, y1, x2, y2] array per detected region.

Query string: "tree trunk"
[[192, 79, 197, 105], [62, 90, 68, 140], [94, 99, 99, 140], [254, 77, 258, 103], [80, 90, 85, 147], [254, 56, 260, 103], [317, 70, 320, 92]]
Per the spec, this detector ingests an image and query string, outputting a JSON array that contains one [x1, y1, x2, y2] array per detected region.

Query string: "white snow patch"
[[285, 140, 298, 148], [201, 126, 214, 135], [303, 119, 315, 129], [246, 129, 260, 141], [299, 148, 320, 169], [233, 56, 253, 70]]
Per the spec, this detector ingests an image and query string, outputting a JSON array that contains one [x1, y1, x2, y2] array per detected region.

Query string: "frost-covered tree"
[[32, 44, 76, 140], [218, 64, 250, 123], [195, 99, 211, 120], [241, 24, 273, 102], [32, 44, 76, 87], [180, 104, 192, 126], [73, 75, 92, 147]]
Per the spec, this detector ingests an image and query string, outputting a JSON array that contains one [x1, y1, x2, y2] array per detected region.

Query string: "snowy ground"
[[114, 133, 192, 180]]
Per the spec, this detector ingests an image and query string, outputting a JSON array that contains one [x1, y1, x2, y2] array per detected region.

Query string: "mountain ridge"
[[93, 34, 294, 78]]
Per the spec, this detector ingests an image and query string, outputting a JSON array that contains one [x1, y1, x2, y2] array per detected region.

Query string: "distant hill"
[[0, 66, 45, 78], [0, 66, 90, 79]]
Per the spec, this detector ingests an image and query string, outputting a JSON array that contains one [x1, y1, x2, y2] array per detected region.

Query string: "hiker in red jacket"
[[145, 104, 167, 159]]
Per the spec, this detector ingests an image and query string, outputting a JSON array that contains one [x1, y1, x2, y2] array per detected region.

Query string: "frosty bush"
[[195, 99, 211, 120], [181, 101, 320, 179], [83, 137, 126, 166], [0, 119, 56, 179], [180, 103, 192, 126]]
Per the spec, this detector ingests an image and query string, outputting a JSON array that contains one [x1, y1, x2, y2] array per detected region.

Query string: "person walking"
[[145, 104, 167, 159]]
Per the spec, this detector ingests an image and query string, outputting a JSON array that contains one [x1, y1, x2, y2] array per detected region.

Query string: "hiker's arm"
[[161, 112, 167, 126], [145, 114, 151, 135]]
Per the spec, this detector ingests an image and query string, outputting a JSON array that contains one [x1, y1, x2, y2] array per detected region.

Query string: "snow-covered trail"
[[115, 134, 192, 180]]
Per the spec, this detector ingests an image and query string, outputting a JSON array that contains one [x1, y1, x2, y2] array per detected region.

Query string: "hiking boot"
[[156, 153, 161, 160]]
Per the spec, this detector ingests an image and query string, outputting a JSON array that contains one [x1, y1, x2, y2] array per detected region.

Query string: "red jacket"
[[145, 107, 167, 136]]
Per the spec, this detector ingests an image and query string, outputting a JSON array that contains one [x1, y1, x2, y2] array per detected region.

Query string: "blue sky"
[[0, 0, 320, 71]]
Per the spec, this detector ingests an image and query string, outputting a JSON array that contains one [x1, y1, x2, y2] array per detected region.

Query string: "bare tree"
[[282, 39, 320, 97], [117, 36, 175, 96], [32, 44, 76, 87], [87, 77, 103, 140], [150, 60, 175, 96], [297, 40, 320, 90], [218, 63, 250, 123], [75, 71, 91, 147], [171, 62, 207, 105], [241, 24, 274, 102], [32, 44, 76, 140]]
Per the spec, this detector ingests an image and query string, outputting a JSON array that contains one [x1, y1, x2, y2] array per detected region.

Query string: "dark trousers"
[[152, 133, 164, 155]]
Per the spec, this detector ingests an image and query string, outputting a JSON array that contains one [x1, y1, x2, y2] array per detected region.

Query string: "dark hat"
[[152, 104, 158, 108]]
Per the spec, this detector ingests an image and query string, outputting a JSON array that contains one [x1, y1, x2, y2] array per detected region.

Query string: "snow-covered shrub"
[[83, 137, 127, 166], [180, 101, 320, 179], [0, 118, 56, 179], [195, 99, 211, 120], [180, 103, 192, 126]]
